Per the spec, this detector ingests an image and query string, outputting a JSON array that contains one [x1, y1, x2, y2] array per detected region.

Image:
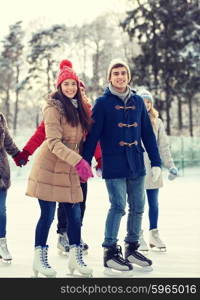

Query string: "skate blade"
[[57, 249, 69, 256], [138, 249, 149, 254], [150, 245, 166, 252], [159, 248, 167, 252], [143, 265, 153, 272], [0, 257, 12, 264], [31, 274, 56, 278], [1, 260, 12, 264], [66, 272, 93, 278], [104, 268, 134, 278], [31, 275, 56, 278]]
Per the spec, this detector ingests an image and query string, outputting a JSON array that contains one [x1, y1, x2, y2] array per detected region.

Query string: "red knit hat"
[[56, 59, 79, 88]]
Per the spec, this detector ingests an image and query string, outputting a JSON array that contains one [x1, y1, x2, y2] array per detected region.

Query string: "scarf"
[[109, 83, 132, 104], [71, 98, 78, 108]]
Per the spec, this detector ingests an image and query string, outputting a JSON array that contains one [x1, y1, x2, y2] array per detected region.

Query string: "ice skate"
[[149, 229, 166, 252], [68, 246, 93, 277], [81, 238, 89, 255], [57, 233, 70, 255], [103, 244, 133, 277], [0, 238, 12, 263], [125, 242, 153, 271], [32, 246, 57, 278], [138, 230, 149, 253]]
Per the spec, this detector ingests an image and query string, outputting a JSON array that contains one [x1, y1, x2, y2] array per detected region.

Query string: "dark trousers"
[[146, 189, 159, 230], [0, 188, 7, 238], [57, 182, 87, 234], [35, 199, 81, 247]]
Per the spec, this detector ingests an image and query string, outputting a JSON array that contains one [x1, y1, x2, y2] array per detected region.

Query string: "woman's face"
[[144, 98, 152, 112], [61, 79, 78, 99]]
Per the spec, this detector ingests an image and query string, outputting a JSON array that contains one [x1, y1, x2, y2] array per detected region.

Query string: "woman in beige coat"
[[26, 59, 93, 278], [137, 90, 178, 252]]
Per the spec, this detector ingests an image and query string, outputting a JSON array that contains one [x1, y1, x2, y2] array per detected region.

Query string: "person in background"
[[0, 112, 21, 263], [13, 80, 102, 256], [83, 58, 162, 276], [137, 89, 178, 252], [24, 59, 93, 277]]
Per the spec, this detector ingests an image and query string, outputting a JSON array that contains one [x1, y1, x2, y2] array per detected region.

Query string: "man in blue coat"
[[83, 58, 161, 276]]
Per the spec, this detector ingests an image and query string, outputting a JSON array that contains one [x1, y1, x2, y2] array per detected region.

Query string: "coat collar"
[[45, 96, 66, 116]]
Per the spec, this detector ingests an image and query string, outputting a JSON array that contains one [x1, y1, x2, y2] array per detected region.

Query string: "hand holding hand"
[[168, 167, 178, 181], [96, 168, 102, 177], [75, 159, 93, 182], [151, 166, 161, 182], [13, 149, 30, 167]]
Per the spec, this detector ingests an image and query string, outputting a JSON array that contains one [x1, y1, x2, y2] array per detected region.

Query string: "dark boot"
[[104, 244, 133, 271], [125, 242, 152, 267]]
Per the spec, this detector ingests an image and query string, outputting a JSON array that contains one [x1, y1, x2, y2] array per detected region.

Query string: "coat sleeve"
[[140, 98, 161, 167], [43, 106, 82, 166], [1, 114, 19, 157], [157, 119, 175, 169], [23, 121, 46, 155], [83, 98, 104, 164], [85, 102, 102, 162]]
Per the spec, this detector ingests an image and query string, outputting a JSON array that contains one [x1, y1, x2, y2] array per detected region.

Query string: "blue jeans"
[[35, 199, 81, 247], [57, 182, 87, 234], [102, 176, 145, 247], [0, 189, 7, 238], [146, 189, 159, 230]]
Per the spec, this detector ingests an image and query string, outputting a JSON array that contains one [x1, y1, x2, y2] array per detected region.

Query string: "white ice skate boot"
[[149, 229, 166, 251], [103, 244, 133, 277], [57, 233, 70, 255], [138, 230, 149, 253], [68, 246, 93, 277], [32, 245, 57, 278], [125, 242, 153, 271], [0, 237, 12, 263]]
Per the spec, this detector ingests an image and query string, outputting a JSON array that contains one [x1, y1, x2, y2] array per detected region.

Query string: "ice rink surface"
[[0, 164, 200, 278]]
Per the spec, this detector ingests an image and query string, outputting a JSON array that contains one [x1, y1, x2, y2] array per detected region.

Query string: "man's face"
[[110, 66, 129, 93]]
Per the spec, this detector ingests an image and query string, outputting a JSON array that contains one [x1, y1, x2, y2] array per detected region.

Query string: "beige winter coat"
[[26, 97, 84, 203], [144, 118, 175, 189]]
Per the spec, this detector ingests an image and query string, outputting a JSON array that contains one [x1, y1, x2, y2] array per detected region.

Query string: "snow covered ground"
[[0, 158, 200, 278]]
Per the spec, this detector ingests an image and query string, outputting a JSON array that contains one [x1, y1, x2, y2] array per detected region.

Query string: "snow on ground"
[[0, 158, 200, 278]]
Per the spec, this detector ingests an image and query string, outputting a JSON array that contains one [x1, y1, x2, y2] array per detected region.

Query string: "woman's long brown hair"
[[52, 84, 92, 133]]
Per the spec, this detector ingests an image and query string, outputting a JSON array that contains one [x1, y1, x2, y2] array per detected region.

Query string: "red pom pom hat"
[[56, 59, 79, 88]]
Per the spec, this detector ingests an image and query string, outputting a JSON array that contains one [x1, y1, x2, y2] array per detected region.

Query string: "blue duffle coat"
[[83, 88, 161, 179]]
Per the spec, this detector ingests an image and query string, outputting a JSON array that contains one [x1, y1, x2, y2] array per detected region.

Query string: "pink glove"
[[75, 159, 93, 182]]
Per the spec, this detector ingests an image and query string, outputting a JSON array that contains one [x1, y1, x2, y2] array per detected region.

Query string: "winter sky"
[[0, 0, 130, 37]]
